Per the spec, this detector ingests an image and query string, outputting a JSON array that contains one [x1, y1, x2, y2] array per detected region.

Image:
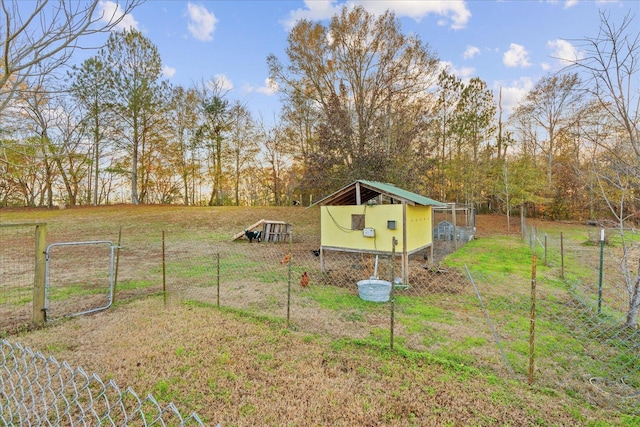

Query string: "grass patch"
[[117, 279, 155, 291], [305, 284, 365, 311], [47, 283, 109, 301], [445, 236, 540, 277]]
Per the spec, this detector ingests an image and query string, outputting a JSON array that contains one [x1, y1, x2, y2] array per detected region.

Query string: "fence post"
[[560, 232, 564, 280], [286, 231, 292, 328], [598, 228, 604, 314], [544, 234, 547, 266], [33, 224, 47, 325], [216, 252, 220, 308], [114, 226, 122, 295], [162, 230, 167, 306], [390, 237, 397, 350], [528, 255, 537, 386]]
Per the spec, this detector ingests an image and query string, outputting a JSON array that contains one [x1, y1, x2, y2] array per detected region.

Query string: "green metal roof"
[[311, 180, 446, 207]]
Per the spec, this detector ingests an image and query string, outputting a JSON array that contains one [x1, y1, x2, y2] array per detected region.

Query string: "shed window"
[[351, 214, 365, 230]]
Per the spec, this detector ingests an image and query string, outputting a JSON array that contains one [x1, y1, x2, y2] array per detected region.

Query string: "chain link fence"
[[0, 339, 205, 426]]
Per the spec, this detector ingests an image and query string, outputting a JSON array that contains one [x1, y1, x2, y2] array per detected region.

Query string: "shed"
[[311, 180, 446, 284]]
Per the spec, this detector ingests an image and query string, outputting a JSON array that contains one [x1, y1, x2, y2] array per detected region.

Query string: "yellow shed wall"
[[406, 204, 433, 252], [320, 204, 432, 253]]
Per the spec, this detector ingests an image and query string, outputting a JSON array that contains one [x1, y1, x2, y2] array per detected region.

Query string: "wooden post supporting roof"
[[402, 202, 409, 284]]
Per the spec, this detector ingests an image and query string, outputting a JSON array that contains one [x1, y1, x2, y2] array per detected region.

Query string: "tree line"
[[1, 5, 638, 222]]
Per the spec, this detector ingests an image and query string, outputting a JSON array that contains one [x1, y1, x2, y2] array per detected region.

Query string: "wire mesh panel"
[[522, 223, 640, 413], [0, 224, 39, 334]]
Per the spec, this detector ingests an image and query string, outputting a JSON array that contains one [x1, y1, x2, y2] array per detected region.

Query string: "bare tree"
[[21, 76, 58, 207], [566, 11, 639, 328], [227, 103, 259, 206], [0, 0, 143, 114], [567, 11, 639, 156], [259, 121, 289, 206], [166, 85, 200, 206], [512, 73, 584, 190]]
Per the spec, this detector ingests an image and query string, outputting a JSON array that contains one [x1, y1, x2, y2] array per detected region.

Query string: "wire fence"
[[0, 339, 205, 426], [523, 223, 639, 410], [0, 224, 39, 332], [1, 214, 639, 420]]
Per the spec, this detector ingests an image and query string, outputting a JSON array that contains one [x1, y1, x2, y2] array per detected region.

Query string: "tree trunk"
[[54, 156, 75, 206], [131, 126, 139, 205], [182, 172, 189, 206], [626, 259, 640, 328], [93, 111, 100, 206]]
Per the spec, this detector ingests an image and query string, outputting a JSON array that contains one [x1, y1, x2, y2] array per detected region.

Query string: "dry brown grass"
[[0, 205, 631, 426], [15, 297, 600, 427]]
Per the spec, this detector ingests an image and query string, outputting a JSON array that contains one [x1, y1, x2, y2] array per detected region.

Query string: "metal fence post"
[[390, 237, 397, 350], [528, 255, 537, 386], [560, 232, 564, 279], [287, 230, 292, 328], [598, 228, 604, 314], [162, 230, 167, 306]]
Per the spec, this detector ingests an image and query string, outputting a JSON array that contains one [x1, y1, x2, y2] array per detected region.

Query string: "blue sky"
[[93, 0, 638, 122]]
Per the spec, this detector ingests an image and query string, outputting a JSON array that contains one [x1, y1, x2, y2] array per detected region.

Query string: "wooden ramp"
[[232, 219, 292, 242]]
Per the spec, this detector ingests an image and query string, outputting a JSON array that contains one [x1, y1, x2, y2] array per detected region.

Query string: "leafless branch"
[[0, 0, 144, 114]]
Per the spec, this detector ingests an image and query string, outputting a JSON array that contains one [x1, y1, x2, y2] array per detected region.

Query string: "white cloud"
[[438, 61, 476, 83], [463, 45, 480, 60], [98, 1, 139, 31], [547, 39, 582, 65], [282, 0, 337, 29], [257, 78, 279, 95], [162, 66, 176, 78], [282, 0, 471, 30], [493, 77, 534, 114], [243, 78, 279, 96], [211, 74, 233, 91], [354, 0, 471, 29], [186, 3, 218, 41], [503, 43, 531, 68], [564, 0, 578, 8]]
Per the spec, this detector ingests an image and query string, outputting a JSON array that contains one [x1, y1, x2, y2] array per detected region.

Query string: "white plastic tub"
[[357, 279, 392, 302]]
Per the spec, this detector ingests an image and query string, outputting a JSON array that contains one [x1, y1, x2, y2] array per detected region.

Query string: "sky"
[[89, 0, 637, 122]]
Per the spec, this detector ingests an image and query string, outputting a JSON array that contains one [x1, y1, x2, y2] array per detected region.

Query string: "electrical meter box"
[[363, 227, 375, 237]]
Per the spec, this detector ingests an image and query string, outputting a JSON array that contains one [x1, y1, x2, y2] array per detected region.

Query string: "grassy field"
[[1, 205, 638, 426]]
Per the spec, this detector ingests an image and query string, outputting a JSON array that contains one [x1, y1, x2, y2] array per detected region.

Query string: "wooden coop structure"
[[233, 219, 292, 243], [311, 180, 446, 284], [432, 204, 476, 243]]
